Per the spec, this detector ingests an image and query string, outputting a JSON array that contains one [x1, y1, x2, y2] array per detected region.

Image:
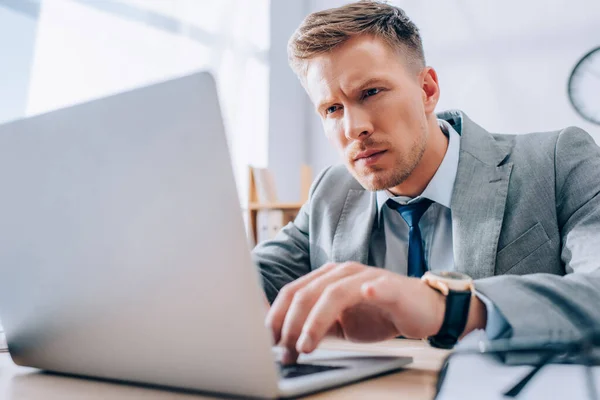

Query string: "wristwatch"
[[422, 271, 474, 349]]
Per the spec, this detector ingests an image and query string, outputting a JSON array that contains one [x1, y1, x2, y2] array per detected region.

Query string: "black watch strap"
[[428, 290, 471, 349]]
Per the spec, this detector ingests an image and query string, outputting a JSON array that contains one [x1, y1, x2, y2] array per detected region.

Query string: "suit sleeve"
[[474, 127, 600, 356], [251, 167, 331, 304], [475, 291, 511, 339]]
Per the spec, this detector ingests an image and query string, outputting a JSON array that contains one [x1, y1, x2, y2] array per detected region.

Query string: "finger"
[[279, 262, 365, 351], [326, 320, 345, 339], [266, 262, 337, 344], [297, 268, 383, 354], [281, 348, 299, 365]]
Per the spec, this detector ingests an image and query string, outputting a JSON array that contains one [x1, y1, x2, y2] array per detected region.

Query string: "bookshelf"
[[247, 165, 312, 246]]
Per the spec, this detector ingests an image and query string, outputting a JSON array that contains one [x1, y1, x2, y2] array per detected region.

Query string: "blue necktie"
[[387, 198, 433, 278]]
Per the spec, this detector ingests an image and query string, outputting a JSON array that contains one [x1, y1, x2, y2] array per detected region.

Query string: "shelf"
[[247, 202, 304, 211], [246, 164, 312, 246]]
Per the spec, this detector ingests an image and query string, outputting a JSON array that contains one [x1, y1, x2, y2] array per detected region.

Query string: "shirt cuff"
[[474, 290, 511, 340]]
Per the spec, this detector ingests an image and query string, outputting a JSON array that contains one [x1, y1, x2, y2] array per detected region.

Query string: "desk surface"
[[0, 338, 448, 399]]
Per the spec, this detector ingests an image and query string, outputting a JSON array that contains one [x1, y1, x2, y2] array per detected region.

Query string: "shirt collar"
[[376, 118, 461, 215]]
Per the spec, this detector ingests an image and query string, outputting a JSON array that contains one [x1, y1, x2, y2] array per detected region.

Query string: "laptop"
[[0, 71, 411, 398]]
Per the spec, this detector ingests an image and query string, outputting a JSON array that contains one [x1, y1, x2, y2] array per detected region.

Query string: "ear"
[[420, 67, 440, 114]]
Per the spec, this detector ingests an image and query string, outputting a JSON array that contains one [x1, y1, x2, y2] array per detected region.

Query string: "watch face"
[[425, 271, 473, 292], [429, 271, 471, 281], [568, 47, 600, 125]]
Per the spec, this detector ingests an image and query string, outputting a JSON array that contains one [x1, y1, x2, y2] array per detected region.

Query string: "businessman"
[[253, 0, 600, 363]]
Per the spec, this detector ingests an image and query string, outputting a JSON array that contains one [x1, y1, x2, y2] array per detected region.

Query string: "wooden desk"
[[0, 339, 448, 399]]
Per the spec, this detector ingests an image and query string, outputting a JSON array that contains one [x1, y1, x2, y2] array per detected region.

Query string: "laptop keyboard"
[[277, 362, 345, 379]]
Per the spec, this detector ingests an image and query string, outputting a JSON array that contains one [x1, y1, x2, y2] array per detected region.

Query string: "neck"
[[388, 118, 448, 197]]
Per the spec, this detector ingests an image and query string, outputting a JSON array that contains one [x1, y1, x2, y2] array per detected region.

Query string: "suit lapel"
[[448, 112, 513, 279], [331, 189, 377, 264]]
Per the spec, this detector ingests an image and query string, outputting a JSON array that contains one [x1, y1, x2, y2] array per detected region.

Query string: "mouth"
[[353, 149, 387, 166], [354, 149, 386, 161]]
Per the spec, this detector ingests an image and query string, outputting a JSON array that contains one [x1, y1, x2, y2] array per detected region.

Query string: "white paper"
[[437, 330, 600, 400]]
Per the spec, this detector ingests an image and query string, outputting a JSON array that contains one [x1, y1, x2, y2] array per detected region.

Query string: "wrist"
[[422, 271, 479, 348], [460, 295, 487, 339]]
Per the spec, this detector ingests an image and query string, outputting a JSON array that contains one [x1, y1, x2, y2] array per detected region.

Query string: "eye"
[[326, 105, 341, 115], [363, 88, 380, 98]]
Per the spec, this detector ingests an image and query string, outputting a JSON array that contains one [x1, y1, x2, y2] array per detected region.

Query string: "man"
[[253, 0, 600, 364]]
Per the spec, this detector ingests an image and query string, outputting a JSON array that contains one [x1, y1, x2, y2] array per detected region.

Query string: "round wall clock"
[[568, 47, 600, 125]]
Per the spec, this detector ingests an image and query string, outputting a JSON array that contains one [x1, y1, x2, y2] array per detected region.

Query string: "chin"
[[355, 171, 399, 192], [352, 166, 413, 192]]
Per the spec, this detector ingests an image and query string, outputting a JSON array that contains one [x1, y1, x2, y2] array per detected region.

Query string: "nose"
[[343, 107, 373, 141]]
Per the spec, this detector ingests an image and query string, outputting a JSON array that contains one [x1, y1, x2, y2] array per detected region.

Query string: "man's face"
[[304, 35, 434, 192]]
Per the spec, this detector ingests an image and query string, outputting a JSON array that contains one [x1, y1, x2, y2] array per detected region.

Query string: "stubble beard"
[[349, 134, 428, 192]]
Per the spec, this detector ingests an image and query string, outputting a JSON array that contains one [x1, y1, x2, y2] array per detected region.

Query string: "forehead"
[[304, 35, 410, 103]]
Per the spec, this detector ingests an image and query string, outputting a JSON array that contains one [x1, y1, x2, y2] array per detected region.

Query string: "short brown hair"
[[288, 1, 425, 78]]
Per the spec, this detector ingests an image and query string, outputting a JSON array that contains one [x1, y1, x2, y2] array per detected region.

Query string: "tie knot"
[[387, 198, 433, 227]]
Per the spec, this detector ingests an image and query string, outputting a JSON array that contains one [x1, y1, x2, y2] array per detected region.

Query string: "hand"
[[265, 262, 449, 364]]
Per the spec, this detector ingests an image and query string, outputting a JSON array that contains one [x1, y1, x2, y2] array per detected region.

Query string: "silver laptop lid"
[[0, 71, 279, 398]]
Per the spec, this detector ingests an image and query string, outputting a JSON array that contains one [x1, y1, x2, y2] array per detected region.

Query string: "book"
[[256, 210, 285, 243], [251, 167, 278, 203]]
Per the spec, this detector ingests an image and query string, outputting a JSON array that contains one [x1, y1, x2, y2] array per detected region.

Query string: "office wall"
[[0, 2, 39, 125], [269, 0, 600, 199]]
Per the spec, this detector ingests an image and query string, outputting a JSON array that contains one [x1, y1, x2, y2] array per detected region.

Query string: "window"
[[1, 0, 270, 201]]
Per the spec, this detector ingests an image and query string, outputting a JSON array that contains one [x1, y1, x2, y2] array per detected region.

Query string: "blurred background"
[[1, 0, 599, 204]]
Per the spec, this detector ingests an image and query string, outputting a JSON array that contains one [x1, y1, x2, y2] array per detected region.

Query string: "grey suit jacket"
[[253, 110, 600, 344]]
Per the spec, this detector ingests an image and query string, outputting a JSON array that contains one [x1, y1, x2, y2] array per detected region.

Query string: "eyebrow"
[[316, 77, 389, 113], [354, 77, 387, 91]]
